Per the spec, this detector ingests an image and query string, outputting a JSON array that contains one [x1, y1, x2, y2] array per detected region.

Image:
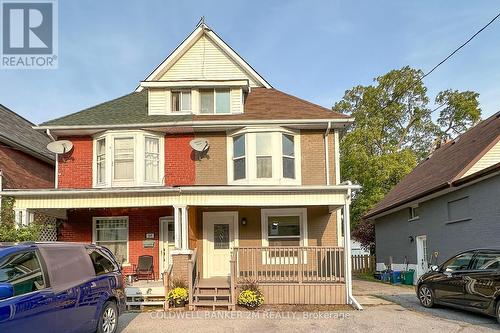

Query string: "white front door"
[[159, 216, 174, 274], [416, 235, 428, 280], [203, 212, 238, 278]]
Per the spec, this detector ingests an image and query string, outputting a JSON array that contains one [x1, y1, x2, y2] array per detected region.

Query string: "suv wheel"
[[98, 301, 118, 333], [418, 284, 435, 308]]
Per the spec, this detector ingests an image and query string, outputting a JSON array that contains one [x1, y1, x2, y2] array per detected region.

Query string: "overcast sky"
[[1, 0, 499, 124]]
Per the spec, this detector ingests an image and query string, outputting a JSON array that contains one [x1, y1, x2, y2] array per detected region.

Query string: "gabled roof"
[[137, 23, 272, 91], [39, 88, 350, 128], [0, 104, 54, 163], [365, 111, 500, 219]]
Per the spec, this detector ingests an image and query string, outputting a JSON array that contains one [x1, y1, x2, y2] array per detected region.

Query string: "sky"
[[1, 0, 499, 124]]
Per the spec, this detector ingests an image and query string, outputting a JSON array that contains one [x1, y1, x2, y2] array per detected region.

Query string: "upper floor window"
[[93, 131, 164, 188], [200, 89, 230, 114], [408, 206, 420, 221], [171, 90, 191, 112], [228, 128, 301, 185]]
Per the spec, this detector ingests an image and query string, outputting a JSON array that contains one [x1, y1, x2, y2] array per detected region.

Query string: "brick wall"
[[171, 254, 189, 286], [58, 136, 93, 188], [194, 132, 227, 185], [59, 207, 172, 279], [165, 134, 196, 186], [0, 143, 54, 189]]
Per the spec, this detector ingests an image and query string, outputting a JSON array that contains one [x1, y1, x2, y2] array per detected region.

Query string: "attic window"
[[200, 89, 230, 114], [172, 91, 191, 112]]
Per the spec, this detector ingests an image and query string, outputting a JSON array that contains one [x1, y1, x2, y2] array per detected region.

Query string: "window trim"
[[92, 216, 129, 265], [92, 130, 165, 188], [227, 127, 301, 185]]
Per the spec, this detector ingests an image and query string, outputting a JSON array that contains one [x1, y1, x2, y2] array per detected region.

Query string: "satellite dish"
[[47, 140, 74, 154], [189, 138, 209, 152]]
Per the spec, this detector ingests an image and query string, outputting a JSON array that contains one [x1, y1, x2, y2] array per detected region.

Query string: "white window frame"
[[93, 130, 165, 188], [408, 205, 420, 222], [199, 88, 231, 114], [171, 90, 192, 113], [261, 208, 308, 264], [92, 216, 129, 265], [227, 127, 301, 185]]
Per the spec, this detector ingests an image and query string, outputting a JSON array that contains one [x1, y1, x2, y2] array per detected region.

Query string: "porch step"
[[194, 290, 231, 297], [191, 277, 235, 310]]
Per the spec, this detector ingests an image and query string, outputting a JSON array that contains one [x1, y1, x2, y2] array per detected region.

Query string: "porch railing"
[[233, 247, 345, 283], [187, 248, 198, 310], [163, 263, 173, 310]]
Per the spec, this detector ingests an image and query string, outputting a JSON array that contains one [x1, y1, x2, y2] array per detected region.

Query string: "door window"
[[0, 251, 46, 297], [470, 252, 500, 271], [442, 252, 474, 272], [214, 224, 230, 249]]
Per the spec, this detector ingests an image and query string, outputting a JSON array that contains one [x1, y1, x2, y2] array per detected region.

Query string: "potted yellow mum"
[[237, 279, 264, 309], [167, 279, 188, 308]]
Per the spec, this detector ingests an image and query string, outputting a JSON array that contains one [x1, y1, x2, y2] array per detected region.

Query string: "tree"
[[0, 197, 42, 242], [334, 66, 481, 251]]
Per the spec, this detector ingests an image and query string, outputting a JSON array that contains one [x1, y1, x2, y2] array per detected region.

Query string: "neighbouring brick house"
[[4, 23, 361, 309]]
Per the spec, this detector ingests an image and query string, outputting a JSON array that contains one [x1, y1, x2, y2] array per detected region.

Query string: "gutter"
[[1, 184, 362, 196], [34, 118, 355, 132]]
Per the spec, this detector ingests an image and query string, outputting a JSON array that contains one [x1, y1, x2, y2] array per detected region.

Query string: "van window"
[[0, 251, 46, 297], [88, 249, 118, 276]]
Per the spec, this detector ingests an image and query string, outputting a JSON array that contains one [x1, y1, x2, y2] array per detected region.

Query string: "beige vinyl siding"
[[462, 139, 500, 178], [160, 35, 260, 87], [148, 89, 169, 115], [230, 88, 243, 113]]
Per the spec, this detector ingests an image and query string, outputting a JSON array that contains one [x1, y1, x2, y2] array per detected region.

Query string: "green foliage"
[[0, 197, 42, 242], [334, 66, 481, 250]]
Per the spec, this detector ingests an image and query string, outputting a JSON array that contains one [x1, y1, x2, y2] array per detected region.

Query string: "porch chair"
[[133, 255, 155, 281]]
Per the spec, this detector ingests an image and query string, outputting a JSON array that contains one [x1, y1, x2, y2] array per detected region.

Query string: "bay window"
[[93, 131, 164, 187], [93, 217, 128, 264], [229, 129, 300, 184]]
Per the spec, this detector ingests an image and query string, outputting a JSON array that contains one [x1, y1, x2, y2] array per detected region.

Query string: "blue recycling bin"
[[391, 271, 403, 284]]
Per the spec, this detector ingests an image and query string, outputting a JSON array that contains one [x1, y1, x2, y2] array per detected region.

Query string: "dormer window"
[[200, 89, 230, 114], [171, 91, 191, 112]]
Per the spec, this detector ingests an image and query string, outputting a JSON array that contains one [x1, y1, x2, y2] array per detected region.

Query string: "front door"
[[416, 235, 428, 280], [159, 217, 174, 274], [203, 212, 238, 278]]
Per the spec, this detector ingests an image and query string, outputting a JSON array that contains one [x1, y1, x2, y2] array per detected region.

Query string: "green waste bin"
[[402, 269, 415, 285]]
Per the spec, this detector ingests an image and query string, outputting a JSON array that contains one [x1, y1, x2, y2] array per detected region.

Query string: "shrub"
[[237, 279, 264, 309], [170, 278, 187, 289]]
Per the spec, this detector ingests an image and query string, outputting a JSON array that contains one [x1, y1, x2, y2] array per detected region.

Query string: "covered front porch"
[[6, 185, 359, 309]]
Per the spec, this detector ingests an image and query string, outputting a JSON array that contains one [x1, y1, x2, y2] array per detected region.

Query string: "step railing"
[[187, 248, 198, 310], [233, 246, 345, 283], [230, 249, 237, 310], [163, 263, 173, 310]]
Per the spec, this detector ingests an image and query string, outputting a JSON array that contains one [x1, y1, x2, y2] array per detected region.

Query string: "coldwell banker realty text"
[[1, 0, 58, 69]]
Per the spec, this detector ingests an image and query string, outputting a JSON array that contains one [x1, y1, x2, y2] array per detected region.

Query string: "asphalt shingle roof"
[[0, 104, 54, 162], [365, 112, 500, 219], [40, 88, 349, 127]]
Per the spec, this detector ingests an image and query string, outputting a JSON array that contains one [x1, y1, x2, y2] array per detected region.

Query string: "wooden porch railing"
[[233, 247, 345, 283], [352, 255, 376, 275], [187, 248, 198, 310], [230, 249, 237, 310]]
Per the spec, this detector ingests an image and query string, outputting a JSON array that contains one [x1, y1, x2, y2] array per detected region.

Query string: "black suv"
[[416, 248, 500, 324]]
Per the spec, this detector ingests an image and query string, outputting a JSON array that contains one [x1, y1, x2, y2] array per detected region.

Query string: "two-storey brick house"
[[5, 23, 360, 308]]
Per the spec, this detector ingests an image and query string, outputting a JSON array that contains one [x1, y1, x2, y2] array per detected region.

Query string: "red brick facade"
[[57, 136, 93, 188], [59, 207, 173, 278], [164, 133, 196, 186], [0, 143, 54, 189]]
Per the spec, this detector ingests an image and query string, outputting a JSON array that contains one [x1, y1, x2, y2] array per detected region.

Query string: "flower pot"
[[174, 300, 186, 308]]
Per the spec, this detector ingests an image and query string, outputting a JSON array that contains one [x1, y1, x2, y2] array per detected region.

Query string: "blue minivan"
[[0, 242, 126, 333]]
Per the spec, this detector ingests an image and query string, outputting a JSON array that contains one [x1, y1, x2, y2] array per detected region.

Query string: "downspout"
[[324, 122, 331, 185], [341, 180, 363, 310], [46, 129, 58, 189]]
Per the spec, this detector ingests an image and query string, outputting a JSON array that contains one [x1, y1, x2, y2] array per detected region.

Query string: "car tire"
[[496, 300, 500, 325], [418, 284, 435, 308], [97, 301, 118, 333]]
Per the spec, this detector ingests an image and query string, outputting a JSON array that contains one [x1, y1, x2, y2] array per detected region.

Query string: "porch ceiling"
[[4, 186, 355, 210]]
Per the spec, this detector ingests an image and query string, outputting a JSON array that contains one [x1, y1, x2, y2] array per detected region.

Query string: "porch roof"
[[3, 185, 360, 210]]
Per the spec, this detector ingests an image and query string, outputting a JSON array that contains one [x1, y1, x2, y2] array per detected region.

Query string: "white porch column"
[[173, 206, 182, 249], [181, 206, 189, 250]]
